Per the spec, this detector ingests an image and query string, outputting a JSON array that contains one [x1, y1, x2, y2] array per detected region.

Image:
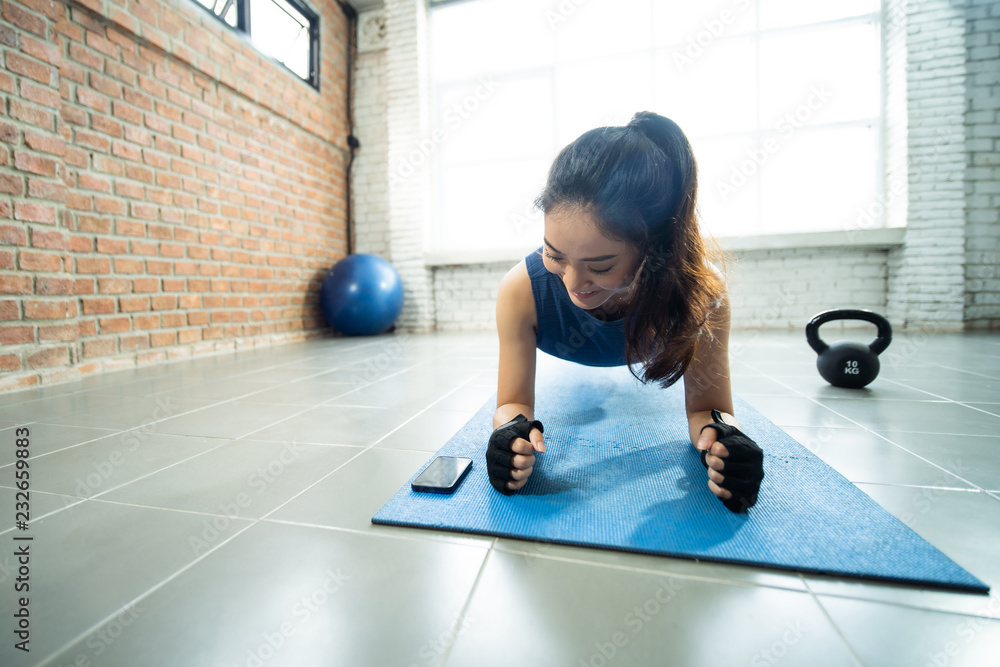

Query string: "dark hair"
[[535, 111, 725, 388]]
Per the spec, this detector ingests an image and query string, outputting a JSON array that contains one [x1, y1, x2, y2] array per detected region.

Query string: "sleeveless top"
[[525, 249, 627, 367]]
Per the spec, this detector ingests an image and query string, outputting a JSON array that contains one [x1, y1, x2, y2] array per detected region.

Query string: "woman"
[[486, 111, 764, 513]]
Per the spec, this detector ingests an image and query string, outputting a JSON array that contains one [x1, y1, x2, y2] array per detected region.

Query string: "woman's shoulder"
[[497, 259, 537, 331]]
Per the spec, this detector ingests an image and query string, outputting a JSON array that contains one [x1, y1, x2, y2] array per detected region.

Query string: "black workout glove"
[[487, 414, 544, 495], [700, 409, 764, 513]]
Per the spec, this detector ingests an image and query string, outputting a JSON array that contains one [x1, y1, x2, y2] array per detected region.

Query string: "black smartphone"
[[411, 456, 472, 494]]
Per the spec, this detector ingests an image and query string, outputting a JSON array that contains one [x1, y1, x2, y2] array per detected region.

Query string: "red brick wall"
[[1, 0, 350, 392]]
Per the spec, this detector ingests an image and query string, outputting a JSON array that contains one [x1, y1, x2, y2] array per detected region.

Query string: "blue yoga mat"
[[373, 359, 988, 594]]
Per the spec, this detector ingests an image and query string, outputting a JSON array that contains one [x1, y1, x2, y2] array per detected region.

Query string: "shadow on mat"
[[512, 439, 747, 548], [630, 465, 747, 549]]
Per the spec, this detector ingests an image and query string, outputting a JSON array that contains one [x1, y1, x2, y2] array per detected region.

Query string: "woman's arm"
[[683, 289, 764, 510], [683, 288, 737, 446], [495, 260, 538, 425], [493, 260, 545, 492]]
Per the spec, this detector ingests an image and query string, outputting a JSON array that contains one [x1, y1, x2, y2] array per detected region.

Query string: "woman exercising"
[[487, 111, 764, 513]]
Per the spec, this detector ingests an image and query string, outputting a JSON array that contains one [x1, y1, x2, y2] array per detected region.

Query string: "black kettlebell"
[[805, 309, 893, 389]]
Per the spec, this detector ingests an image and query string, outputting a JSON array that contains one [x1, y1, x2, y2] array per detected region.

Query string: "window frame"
[[189, 0, 321, 90]]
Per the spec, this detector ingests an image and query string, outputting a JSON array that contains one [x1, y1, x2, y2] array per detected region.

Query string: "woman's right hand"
[[486, 415, 545, 494]]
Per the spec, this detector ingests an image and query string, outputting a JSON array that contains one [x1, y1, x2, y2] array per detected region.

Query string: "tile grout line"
[[11, 338, 391, 436], [1, 353, 437, 538], [255, 368, 483, 524], [738, 361, 995, 494], [808, 592, 869, 667], [880, 378, 1000, 417], [34, 519, 259, 667], [435, 539, 498, 667], [0, 337, 383, 410]]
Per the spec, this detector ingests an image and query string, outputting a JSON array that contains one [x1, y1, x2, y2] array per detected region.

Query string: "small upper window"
[[193, 0, 320, 89]]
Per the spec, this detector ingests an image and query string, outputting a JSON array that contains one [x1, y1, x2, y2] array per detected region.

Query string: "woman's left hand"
[[697, 417, 764, 513]]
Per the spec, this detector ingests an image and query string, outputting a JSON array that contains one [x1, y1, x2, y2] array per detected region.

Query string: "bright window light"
[[428, 0, 884, 253], [249, 0, 312, 81], [190, 0, 318, 88]]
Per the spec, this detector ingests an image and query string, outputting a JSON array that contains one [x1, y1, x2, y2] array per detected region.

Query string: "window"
[[427, 0, 882, 253], [194, 0, 320, 89]]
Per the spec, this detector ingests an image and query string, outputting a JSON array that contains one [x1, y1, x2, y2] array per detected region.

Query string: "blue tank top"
[[526, 249, 627, 367]]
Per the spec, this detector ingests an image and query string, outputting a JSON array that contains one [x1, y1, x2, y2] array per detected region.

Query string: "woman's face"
[[542, 205, 643, 312]]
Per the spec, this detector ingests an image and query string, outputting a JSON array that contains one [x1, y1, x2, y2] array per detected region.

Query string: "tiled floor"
[[1, 329, 999, 666]]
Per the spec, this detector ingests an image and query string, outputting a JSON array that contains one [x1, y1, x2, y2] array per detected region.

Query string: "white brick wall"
[[352, 13, 390, 258], [384, 0, 436, 331], [886, 0, 968, 330], [883, 0, 910, 232], [433, 263, 511, 331], [964, 0, 1000, 328], [726, 248, 889, 330]]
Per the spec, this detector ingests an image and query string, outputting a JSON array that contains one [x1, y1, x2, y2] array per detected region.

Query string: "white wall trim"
[[424, 228, 906, 267]]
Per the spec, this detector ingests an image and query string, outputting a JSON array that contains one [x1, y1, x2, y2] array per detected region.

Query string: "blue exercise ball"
[[320, 254, 404, 336]]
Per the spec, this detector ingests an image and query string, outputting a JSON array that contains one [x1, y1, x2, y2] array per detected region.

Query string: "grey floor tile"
[[329, 379, 454, 410], [884, 377, 1000, 402], [2, 432, 229, 500], [969, 402, 1000, 416], [154, 401, 313, 439], [266, 447, 432, 532], [250, 404, 419, 446], [143, 377, 280, 402], [804, 484, 1000, 618], [238, 379, 357, 406], [819, 399, 1000, 435], [42, 522, 490, 667], [819, 596, 1000, 667], [772, 374, 937, 401], [780, 426, 975, 488], [100, 440, 361, 518], [375, 408, 479, 452], [0, 499, 252, 664], [431, 383, 497, 411], [0, 487, 81, 534], [875, 431, 1000, 492], [737, 395, 859, 429], [493, 538, 808, 592], [445, 550, 860, 667], [731, 374, 803, 396], [31, 394, 212, 431], [0, 383, 86, 408], [0, 422, 117, 457]]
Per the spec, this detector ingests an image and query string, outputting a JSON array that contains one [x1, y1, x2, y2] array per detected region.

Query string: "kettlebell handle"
[[806, 309, 893, 356]]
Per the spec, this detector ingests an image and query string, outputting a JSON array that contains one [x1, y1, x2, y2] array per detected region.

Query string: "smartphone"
[[411, 456, 472, 494]]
